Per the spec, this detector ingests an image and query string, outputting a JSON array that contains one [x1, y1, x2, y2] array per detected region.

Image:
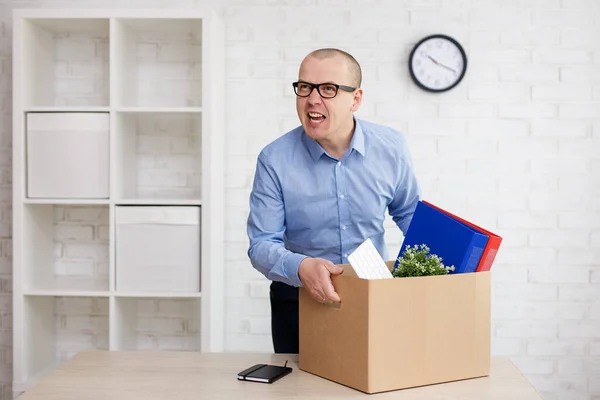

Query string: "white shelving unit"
[[12, 8, 225, 395]]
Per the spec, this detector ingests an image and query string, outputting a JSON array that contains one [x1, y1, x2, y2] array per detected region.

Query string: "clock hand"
[[427, 54, 440, 65], [426, 54, 457, 74], [438, 63, 457, 74]]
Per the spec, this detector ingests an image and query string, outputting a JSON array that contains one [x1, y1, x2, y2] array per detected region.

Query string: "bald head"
[[303, 48, 362, 88]]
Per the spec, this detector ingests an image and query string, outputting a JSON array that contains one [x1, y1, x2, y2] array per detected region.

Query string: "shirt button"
[[337, 161, 342, 167], [342, 225, 347, 230], [344, 254, 348, 258], [339, 194, 345, 199]]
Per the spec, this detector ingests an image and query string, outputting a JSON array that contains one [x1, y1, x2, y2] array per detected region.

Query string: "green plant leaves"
[[392, 244, 455, 278]]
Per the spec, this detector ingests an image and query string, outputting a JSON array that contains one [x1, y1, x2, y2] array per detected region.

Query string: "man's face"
[[295, 55, 362, 143]]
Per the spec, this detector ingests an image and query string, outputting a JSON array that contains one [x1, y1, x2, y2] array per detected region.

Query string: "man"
[[246, 48, 421, 354]]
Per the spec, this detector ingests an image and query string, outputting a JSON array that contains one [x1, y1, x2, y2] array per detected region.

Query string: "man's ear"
[[351, 88, 363, 112]]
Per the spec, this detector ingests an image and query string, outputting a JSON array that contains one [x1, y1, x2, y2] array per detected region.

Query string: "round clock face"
[[409, 34, 467, 93]]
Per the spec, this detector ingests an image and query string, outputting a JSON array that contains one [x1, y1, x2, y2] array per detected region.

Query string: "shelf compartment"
[[115, 205, 200, 294], [23, 296, 109, 386], [26, 112, 110, 199], [112, 296, 200, 351], [113, 111, 202, 201], [113, 18, 202, 108], [22, 204, 110, 293], [21, 18, 110, 107]]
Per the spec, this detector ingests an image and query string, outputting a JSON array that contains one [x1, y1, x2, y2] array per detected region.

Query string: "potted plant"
[[392, 244, 455, 278]]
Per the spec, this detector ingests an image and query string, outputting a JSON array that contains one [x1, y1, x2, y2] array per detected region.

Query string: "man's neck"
[[318, 119, 355, 160]]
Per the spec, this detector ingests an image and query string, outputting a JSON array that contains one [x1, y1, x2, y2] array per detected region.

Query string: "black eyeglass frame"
[[292, 81, 356, 98]]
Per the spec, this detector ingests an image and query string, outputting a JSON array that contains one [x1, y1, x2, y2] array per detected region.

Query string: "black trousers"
[[270, 281, 299, 354]]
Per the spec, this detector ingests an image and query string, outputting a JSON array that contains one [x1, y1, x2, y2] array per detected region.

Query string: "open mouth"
[[308, 112, 326, 122]]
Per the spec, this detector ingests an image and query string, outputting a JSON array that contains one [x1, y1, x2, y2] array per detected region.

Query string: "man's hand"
[[298, 257, 344, 304]]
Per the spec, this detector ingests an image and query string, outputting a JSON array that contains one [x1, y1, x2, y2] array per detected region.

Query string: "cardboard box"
[[298, 261, 491, 394], [115, 206, 200, 292]]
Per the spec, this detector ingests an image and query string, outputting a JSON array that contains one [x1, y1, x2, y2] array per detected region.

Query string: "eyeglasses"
[[292, 81, 356, 98]]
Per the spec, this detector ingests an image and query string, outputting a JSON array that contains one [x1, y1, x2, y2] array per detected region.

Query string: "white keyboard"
[[348, 238, 393, 279]]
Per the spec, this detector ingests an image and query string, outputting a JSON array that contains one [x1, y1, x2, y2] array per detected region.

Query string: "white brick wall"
[[0, 5, 12, 399], [133, 113, 202, 199], [118, 297, 201, 351], [124, 21, 202, 108], [54, 297, 109, 360], [1, 1, 599, 400], [53, 29, 109, 106], [53, 206, 109, 284]]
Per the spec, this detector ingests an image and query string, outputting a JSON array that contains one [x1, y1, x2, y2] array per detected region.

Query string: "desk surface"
[[18, 351, 542, 399]]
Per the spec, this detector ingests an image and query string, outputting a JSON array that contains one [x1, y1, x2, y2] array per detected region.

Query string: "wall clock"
[[408, 34, 467, 93]]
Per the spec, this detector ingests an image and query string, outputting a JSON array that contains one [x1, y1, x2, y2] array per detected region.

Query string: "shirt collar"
[[303, 118, 366, 162]]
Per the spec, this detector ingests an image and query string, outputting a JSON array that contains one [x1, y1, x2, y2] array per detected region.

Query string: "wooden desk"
[[17, 351, 542, 399]]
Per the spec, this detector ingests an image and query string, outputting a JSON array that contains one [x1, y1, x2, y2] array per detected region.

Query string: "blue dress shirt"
[[246, 118, 421, 287]]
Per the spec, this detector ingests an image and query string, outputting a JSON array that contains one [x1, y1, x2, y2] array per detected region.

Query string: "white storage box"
[[26, 112, 110, 198], [115, 206, 200, 293]]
